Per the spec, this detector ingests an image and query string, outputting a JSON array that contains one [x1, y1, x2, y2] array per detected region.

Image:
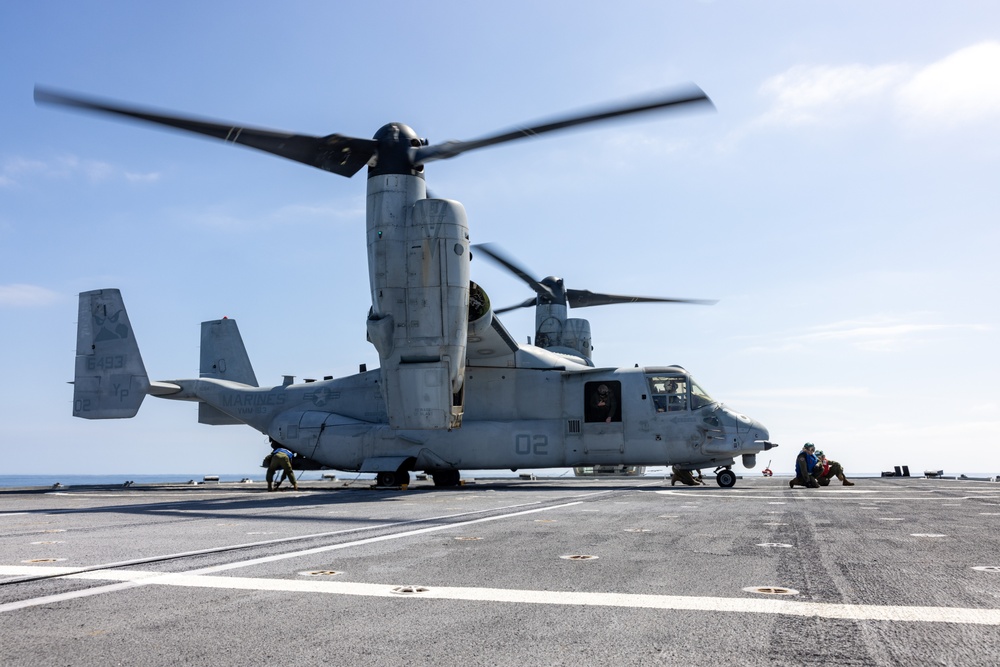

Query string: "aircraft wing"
[[467, 312, 592, 370], [466, 313, 520, 367]]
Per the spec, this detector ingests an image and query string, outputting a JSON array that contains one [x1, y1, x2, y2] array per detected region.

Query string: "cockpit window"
[[647, 375, 688, 412], [690, 380, 715, 410]]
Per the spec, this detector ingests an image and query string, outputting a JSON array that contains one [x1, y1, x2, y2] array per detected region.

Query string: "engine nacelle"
[[532, 303, 592, 363], [562, 318, 592, 362], [367, 174, 469, 430]]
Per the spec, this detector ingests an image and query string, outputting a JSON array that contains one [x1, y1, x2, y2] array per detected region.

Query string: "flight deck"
[[2, 476, 999, 666]]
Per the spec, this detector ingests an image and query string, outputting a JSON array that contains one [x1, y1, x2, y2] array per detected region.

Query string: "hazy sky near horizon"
[[2, 1, 998, 475]]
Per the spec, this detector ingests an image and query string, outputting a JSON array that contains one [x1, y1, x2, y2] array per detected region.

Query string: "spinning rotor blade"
[[494, 297, 539, 315], [475, 243, 716, 312], [414, 85, 713, 165], [473, 243, 554, 300], [566, 289, 716, 309], [34, 87, 377, 177]]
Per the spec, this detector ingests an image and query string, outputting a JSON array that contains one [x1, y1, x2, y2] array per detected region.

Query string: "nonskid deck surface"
[[2, 476, 999, 666]]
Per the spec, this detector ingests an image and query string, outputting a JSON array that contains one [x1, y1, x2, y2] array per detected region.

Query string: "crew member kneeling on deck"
[[671, 465, 705, 486], [264, 438, 297, 492], [813, 451, 855, 486], [790, 443, 820, 488]]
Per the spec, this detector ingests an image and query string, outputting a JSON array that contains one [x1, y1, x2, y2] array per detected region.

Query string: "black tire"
[[432, 469, 461, 487], [376, 471, 396, 487], [716, 470, 737, 488]]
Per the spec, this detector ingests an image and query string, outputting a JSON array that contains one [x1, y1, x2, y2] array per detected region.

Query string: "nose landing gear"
[[714, 466, 737, 488]]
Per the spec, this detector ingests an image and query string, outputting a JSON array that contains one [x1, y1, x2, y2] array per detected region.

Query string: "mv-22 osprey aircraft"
[[37, 84, 776, 488]]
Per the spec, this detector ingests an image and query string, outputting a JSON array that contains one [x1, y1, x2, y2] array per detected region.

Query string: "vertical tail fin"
[[199, 318, 257, 385], [198, 317, 258, 425], [73, 289, 150, 419]]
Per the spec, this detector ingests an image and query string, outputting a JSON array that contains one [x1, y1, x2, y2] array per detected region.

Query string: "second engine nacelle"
[[367, 176, 470, 430]]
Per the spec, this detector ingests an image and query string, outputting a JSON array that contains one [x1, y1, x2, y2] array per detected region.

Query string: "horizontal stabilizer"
[[199, 403, 242, 426], [73, 289, 150, 419]]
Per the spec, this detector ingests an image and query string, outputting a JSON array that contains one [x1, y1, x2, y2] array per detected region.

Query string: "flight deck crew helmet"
[[803, 442, 815, 450]]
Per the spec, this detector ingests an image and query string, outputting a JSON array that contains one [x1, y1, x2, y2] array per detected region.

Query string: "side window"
[[647, 376, 688, 412], [584, 381, 622, 423], [690, 382, 714, 410]]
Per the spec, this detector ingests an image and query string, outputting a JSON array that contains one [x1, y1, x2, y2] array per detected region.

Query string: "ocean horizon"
[[0, 473, 272, 489]]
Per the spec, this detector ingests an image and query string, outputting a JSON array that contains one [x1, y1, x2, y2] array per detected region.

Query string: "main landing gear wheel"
[[431, 469, 461, 487], [716, 469, 737, 488], [376, 470, 408, 487]]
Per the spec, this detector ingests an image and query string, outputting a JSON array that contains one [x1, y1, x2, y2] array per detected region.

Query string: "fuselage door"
[[582, 380, 624, 457]]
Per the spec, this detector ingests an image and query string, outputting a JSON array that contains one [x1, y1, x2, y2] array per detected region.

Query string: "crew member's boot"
[[837, 473, 855, 486]]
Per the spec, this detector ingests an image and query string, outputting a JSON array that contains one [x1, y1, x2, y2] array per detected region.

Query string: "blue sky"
[[2, 1, 998, 476]]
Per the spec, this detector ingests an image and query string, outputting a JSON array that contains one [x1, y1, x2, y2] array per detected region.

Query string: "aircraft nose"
[[746, 418, 769, 442], [734, 413, 770, 449]]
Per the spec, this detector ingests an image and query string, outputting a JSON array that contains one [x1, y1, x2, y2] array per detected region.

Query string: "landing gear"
[[430, 469, 461, 487], [715, 468, 737, 488], [376, 470, 409, 487]]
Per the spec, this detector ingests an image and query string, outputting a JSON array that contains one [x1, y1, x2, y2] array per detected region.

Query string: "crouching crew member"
[[264, 438, 298, 492]]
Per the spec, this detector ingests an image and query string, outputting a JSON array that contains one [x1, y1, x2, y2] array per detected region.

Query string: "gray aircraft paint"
[[44, 86, 763, 485], [73, 289, 773, 480]]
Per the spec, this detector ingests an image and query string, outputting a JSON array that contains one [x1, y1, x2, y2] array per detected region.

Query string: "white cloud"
[[54, 155, 114, 183], [793, 320, 959, 351], [1, 155, 160, 187], [0, 284, 62, 307], [727, 386, 874, 413], [755, 41, 1000, 132], [757, 63, 908, 126], [896, 41, 1000, 127], [967, 402, 999, 416], [847, 418, 1000, 444], [0, 157, 49, 188], [124, 171, 162, 183], [746, 317, 990, 353], [740, 386, 873, 399], [189, 200, 364, 230], [271, 202, 365, 222]]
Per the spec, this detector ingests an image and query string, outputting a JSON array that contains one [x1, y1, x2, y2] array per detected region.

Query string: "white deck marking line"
[[46, 492, 256, 498], [654, 490, 1000, 500], [2, 565, 998, 626], [0, 501, 583, 613], [0, 498, 557, 587], [182, 501, 586, 576]]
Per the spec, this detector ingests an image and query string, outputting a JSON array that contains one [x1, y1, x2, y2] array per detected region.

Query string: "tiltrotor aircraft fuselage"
[[42, 85, 776, 487]]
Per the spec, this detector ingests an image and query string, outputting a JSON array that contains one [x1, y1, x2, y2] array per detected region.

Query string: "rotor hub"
[[369, 122, 425, 179]]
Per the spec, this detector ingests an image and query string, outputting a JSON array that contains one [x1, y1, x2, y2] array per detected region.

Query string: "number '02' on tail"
[[73, 289, 151, 419]]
